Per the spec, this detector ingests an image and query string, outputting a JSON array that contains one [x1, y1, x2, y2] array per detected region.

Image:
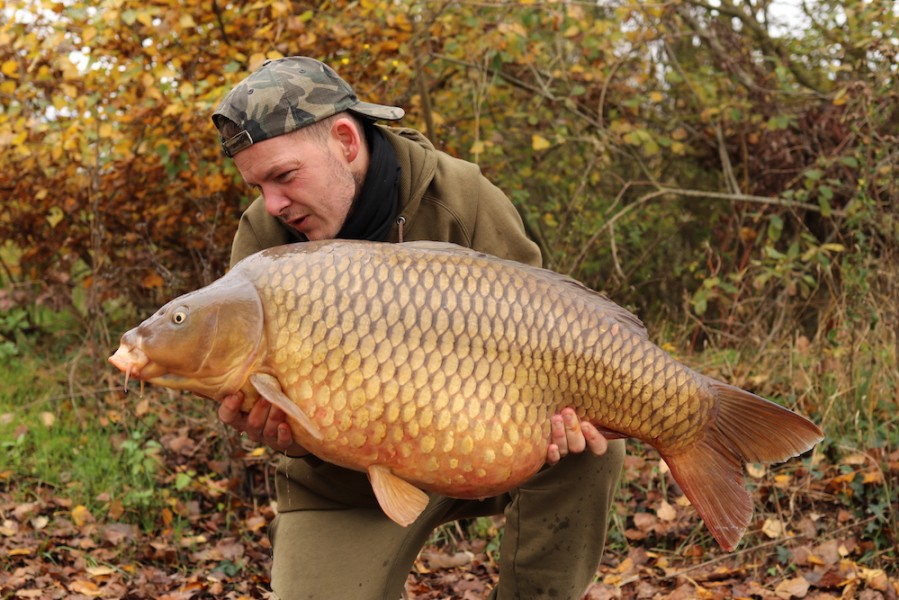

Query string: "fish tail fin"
[[661, 382, 824, 551]]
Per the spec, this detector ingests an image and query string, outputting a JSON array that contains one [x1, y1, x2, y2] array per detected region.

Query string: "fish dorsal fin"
[[565, 281, 648, 340], [249, 373, 323, 440], [402, 240, 482, 255], [368, 465, 430, 527], [403, 241, 648, 340]]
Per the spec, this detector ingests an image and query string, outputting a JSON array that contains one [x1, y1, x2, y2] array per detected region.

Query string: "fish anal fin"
[[368, 465, 430, 527], [662, 437, 751, 551], [249, 373, 323, 440]]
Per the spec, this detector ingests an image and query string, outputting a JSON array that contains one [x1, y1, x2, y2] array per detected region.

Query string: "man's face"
[[233, 127, 360, 240]]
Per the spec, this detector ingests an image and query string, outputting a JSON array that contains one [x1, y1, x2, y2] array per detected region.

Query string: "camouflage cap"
[[212, 56, 405, 157]]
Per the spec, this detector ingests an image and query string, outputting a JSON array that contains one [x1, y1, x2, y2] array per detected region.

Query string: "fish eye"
[[172, 308, 188, 324]]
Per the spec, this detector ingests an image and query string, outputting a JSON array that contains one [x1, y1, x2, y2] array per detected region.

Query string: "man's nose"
[[262, 188, 291, 217]]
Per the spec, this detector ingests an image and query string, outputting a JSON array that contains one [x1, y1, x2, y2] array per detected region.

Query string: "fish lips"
[[108, 343, 167, 381]]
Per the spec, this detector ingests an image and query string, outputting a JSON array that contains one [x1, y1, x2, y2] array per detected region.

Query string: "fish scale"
[[109, 239, 823, 550]]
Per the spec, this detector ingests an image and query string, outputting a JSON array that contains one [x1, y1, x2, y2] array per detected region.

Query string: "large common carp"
[[109, 240, 823, 550]]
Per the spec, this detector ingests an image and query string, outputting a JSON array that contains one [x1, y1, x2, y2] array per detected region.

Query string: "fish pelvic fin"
[[661, 382, 824, 551], [249, 373, 323, 440], [368, 465, 430, 527]]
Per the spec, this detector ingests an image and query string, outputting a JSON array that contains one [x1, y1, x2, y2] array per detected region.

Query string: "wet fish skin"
[[109, 240, 823, 550]]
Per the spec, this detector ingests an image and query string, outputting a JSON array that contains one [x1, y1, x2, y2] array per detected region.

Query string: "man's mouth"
[[283, 214, 308, 231]]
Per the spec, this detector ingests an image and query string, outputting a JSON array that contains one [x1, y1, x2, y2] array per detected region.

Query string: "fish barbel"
[[109, 240, 823, 550]]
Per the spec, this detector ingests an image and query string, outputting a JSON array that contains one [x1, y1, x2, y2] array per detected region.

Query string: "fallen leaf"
[[746, 463, 766, 478], [806, 553, 826, 566], [101, 523, 137, 545], [633, 511, 657, 532], [674, 495, 691, 507], [13, 503, 37, 521], [108, 498, 125, 520], [136, 397, 150, 417], [71, 505, 94, 527], [86, 565, 117, 578], [762, 518, 784, 539], [656, 500, 677, 521], [774, 473, 793, 488], [421, 550, 473, 570], [245, 515, 267, 532], [841, 453, 868, 465], [774, 575, 809, 599], [859, 568, 889, 591], [862, 471, 883, 484], [69, 579, 103, 597], [1, 519, 18, 536]]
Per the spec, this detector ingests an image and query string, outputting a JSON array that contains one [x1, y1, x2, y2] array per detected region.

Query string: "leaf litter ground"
[[1, 392, 896, 599]]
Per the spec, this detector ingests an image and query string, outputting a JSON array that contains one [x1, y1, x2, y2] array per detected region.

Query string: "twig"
[[569, 183, 841, 276], [660, 515, 881, 580]]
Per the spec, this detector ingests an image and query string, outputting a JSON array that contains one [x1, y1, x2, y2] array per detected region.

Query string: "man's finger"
[[276, 422, 294, 450], [562, 409, 586, 454], [582, 422, 608, 456], [246, 397, 272, 433], [549, 414, 568, 457], [263, 406, 288, 440], [546, 443, 562, 466], [219, 393, 244, 426]]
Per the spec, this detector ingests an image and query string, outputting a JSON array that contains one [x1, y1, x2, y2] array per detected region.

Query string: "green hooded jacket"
[[228, 125, 541, 269]]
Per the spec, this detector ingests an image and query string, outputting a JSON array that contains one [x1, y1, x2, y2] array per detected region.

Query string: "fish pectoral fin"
[[368, 465, 429, 527], [249, 373, 323, 441]]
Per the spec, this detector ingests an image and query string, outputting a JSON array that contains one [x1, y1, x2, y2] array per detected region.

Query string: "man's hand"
[[218, 392, 309, 457], [546, 407, 608, 466]]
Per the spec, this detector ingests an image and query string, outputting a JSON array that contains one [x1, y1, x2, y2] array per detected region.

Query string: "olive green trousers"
[[268, 440, 624, 600]]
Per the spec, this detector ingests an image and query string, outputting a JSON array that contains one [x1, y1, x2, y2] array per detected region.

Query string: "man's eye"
[[276, 171, 294, 183]]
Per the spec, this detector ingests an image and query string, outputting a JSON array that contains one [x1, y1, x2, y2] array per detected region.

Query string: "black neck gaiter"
[[336, 122, 400, 241]]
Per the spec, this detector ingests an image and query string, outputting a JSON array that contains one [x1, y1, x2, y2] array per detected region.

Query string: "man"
[[212, 56, 625, 600]]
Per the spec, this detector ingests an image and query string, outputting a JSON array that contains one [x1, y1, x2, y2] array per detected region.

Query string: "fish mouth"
[[108, 343, 167, 386]]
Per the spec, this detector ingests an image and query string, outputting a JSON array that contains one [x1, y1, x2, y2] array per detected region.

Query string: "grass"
[[0, 350, 173, 531]]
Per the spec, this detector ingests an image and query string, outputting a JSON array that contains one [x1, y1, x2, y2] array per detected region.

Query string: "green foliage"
[[0, 353, 172, 530]]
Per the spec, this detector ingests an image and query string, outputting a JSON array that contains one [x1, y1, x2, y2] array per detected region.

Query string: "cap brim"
[[350, 101, 405, 121]]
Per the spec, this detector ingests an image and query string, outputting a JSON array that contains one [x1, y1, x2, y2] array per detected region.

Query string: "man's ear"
[[331, 117, 362, 164]]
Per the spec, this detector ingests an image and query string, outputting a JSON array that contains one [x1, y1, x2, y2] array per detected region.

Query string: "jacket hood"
[[378, 125, 438, 220]]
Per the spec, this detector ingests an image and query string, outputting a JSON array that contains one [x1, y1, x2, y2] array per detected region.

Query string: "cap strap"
[[222, 130, 254, 157]]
